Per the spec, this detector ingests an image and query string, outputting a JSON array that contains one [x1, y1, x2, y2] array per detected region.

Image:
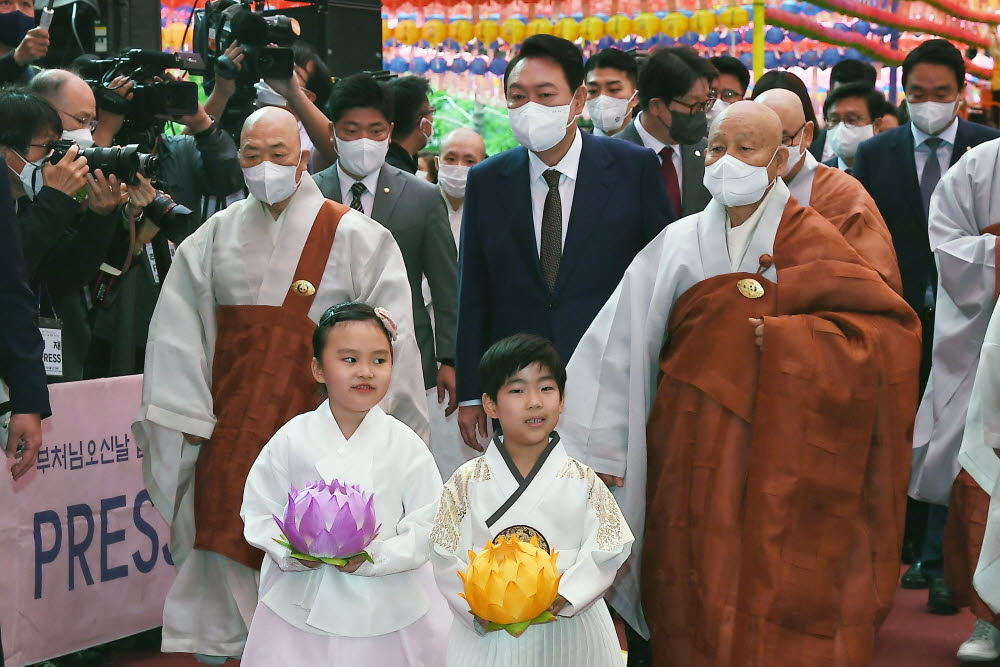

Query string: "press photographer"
[[0, 0, 49, 84], [80, 47, 244, 377], [0, 77, 154, 382]]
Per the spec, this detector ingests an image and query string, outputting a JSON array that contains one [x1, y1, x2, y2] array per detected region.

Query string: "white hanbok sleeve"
[[352, 226, 431, 444], [557, 469, 634, 616], [241, 426, 312, 573], [354, 438, 443, 577], [428, 468, 479, 629]]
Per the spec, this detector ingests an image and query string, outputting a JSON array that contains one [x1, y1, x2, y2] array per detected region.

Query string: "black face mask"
[[0, 11, 34, 49], [656, 105, 708, 146]]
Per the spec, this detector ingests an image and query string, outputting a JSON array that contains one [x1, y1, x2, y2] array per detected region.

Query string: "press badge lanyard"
[[36, 284, 63, 378]]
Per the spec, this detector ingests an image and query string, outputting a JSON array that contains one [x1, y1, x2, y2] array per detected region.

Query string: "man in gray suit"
[[616, 46, 716, 219], [312, 73, 459, 412]]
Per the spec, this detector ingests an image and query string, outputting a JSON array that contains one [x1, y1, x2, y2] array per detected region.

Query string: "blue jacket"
[[456, 130, 674, 401], [853, 119, 1000, 318]]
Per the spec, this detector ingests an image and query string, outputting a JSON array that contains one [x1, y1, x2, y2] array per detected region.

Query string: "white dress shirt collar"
[[911, 116, 959, 149], [527, 127, 583, 185], [337, 161, 381, 203], [635, 111, 677, 156]]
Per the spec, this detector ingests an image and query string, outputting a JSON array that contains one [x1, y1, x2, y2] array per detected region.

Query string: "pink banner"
[[0, 376, 174, 666]]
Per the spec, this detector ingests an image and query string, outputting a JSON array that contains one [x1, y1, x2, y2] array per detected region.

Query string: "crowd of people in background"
[[6, 0, 1000, 662]]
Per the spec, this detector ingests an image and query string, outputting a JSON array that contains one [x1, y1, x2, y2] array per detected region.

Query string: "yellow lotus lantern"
[[422, 18, 447, 46], [500, 18, 527, 45], [394, 19, 420, 45], [690, 9, 717, 35], [555, 17, 579, 42], [718, 5, 750, 29], [449, 19, 474, 43], [458, 535, 562, 637], [605, 14, 633, 40], [475, 19, 500, 44], [382, 19, 392, 43], [661, 12, 689, 39], [580, 16, 605, 42], [632, 12, 659, 40], [526, 17, 553, 37]]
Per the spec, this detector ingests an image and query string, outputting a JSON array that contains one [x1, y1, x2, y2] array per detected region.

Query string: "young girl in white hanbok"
[[429, 334, 634, 666], [240, 302, 448, 665]]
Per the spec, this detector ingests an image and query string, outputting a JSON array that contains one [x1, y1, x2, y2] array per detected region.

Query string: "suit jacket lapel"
[[951, 119, 974, 167], [895, 125, 924, 226], [502, 148, 545, 288], [372, 167, 403, 223], [318, 166, 343, 204], [680, 142, 705, 214], [556, 133, 613, 293]]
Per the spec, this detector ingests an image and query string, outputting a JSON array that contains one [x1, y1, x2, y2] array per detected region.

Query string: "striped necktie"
[[349, 181, 367, 213]]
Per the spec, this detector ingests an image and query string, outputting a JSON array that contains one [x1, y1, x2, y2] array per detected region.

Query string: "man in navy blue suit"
[[852, 38, 1000, 619]]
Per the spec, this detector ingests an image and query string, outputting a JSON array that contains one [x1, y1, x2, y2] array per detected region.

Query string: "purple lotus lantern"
[[273, 479, 380, 566]]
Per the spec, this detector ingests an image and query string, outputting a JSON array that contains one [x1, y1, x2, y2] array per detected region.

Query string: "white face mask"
[[62, 128, 94, 150], [335, 135, 389, 178], [705, 99, 730, 129], [508, 95, 578, 153], [242, 159, 301, 205], [420, 116, 434, 142], [828, 122, 873, 162], [782, 132, 807, 177], [909, 99, 959, 136], [703, 147, 781, 207], [585, 91, 636, 135], [438, 163, 470, 198], [9, 151, 44, 200]]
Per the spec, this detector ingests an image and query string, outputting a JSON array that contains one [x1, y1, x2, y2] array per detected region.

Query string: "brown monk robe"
[[756, 89, 902, 295], [559, 102, 921, 666]]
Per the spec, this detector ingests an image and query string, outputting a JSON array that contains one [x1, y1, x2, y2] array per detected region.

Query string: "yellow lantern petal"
[[555, 17, 579, 42], [449, 19, 474, 44], [395, 19, 420, 46], [690, 9, 717, 36], [661, 12, 689, 39], [718, 6, 750, 29], [422, 18, 447, 46], [579, 16, 605, 42], [606, 13, 632, 41], [526, 18, 553, 37], [475, 19, 499, 44], [460, 535, 561, 625], [632, 12, 659, 40]]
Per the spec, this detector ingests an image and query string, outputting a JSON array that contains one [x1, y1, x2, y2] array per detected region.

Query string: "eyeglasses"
[[669, 96, 716, 116], [782, 122, 807, 147], [57, 109, 98, 132], [711, 89, 743, 103], [825, 114, 867, 127]]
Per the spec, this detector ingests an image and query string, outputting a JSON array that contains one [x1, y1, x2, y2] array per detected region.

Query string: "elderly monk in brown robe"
[[133, 106, 428, 663], [756, 88, 902, 295], [560, 101, 921, 666]]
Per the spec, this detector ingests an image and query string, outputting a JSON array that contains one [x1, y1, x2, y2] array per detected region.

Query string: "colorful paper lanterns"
[[449, 19, 474, 43], [765, 26, 785, 44], [632, 12, 659, 40], [475, 19, 500, 44], [690, 9, 717, 36], [555, 17, 579, 41], [457, 536, 562, 636], [422, 18, 447, 45], [580, 16, 605, 41], [661, 12, 689, 39], [718, 6, 750, 29], [395, 19, 420, 45], [606, 13, 633, 40], [500, 18, 527, 44], [526, 17, 553, 37], [382, 19, 392, 43], [272, 480, 380, 564]]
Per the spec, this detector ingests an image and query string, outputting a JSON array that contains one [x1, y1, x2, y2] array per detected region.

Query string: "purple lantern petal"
[[273, 478, 380, 559]]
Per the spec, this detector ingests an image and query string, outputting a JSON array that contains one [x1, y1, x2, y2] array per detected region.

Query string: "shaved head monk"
[[756, 88, 902, 294], [560, 100, 922, 665], [134, 105, 430, 663]]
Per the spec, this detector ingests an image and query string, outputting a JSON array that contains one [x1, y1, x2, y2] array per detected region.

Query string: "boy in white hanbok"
[[430, 334, 633, 666], [241, 302, 449, 665]]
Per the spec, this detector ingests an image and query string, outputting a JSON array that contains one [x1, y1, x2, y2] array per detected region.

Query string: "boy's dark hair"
[[709, 55, 750, 95], [902, 39, 965, 91], [823, 82, 885, 122], [312, 301, 394, 360], [293, 41, 333, 109], [326, 72, 394, 125], [585, 48, 638, 87], [505, 34, 585, 93], [873, 96, 898, 120], [0, 87, 61, 154], [830, 58, 877, 89], [638, 46, 717, 112], [479, 334, 567, 402], [388, 75, 432, 140], [750, 69, 819, 126]]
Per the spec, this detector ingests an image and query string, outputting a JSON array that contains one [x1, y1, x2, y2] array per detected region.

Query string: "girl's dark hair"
[[312, 301, 394, 360], [479, 334, 566, 402]]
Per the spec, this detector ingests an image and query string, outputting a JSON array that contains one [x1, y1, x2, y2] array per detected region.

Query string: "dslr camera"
[[194, 1, 299, 83], [48, 141, 159, 186]]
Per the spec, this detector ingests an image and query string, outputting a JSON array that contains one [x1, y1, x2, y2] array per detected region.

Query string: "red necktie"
[[659, 146, 681, 217]]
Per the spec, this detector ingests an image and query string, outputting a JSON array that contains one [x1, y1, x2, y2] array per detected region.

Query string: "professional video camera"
[[81, 49, 201, 121], [194, 1, 300, 84], [48, 140, 159, 186]]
